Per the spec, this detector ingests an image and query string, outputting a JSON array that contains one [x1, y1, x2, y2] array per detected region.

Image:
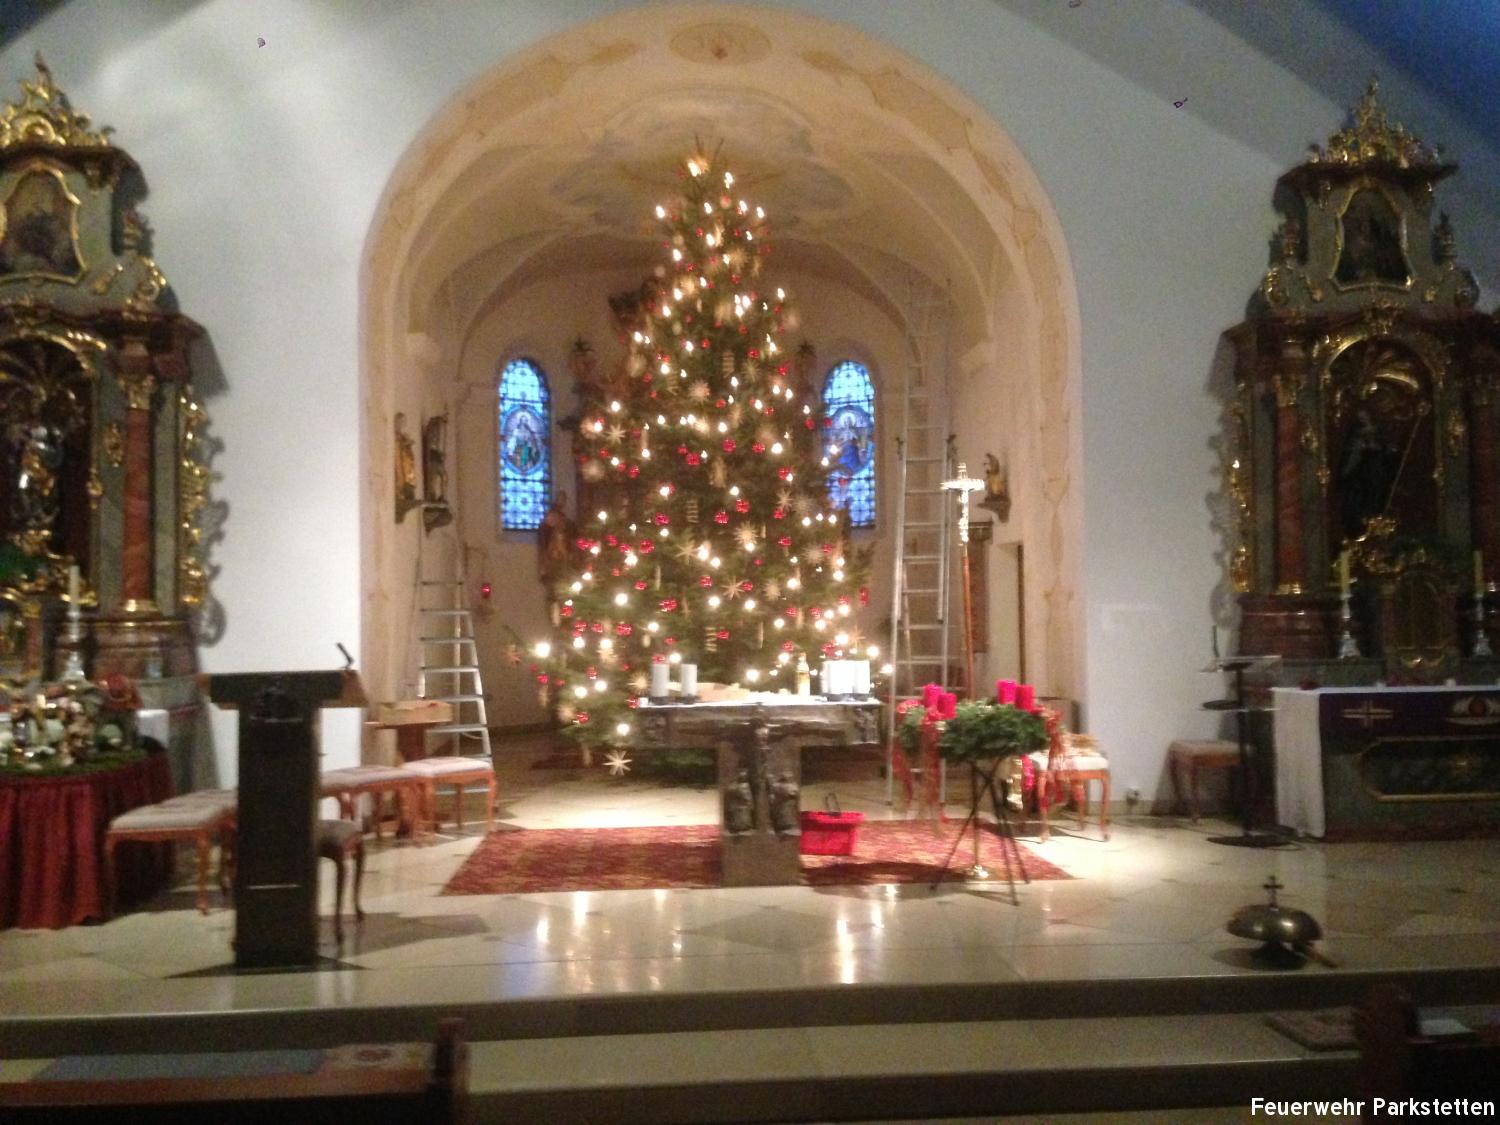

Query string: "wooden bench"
[[398, 756, 496, 833], [104, 790, 237, 915], [0, 1018, 468, 1124], [319, 765, 426, 841]]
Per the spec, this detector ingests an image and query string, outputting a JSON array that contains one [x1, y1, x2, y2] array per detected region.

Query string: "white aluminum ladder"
[[415, 509, 492, 760], [885, 275, 954, 806]]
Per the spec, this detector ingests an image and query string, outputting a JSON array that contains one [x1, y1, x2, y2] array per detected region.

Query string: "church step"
[[420, 636, 475, 645], [422, 666, 481, 675], [428, 723, 490, 735]]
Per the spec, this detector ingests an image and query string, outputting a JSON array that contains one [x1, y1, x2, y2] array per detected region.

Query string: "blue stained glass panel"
[[498, 358, 551, 529], [822, 360, 875, 528]]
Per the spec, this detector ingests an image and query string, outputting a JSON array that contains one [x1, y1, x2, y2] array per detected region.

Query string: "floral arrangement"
[[937, 698, 1048, 762], [0, 677, 134, 773]]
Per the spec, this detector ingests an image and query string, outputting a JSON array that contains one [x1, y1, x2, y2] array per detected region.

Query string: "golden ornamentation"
[[1274, 372, 1300, 408], [124, 259, 166, 311], [177, 389, 211, 609], [1308, 77, 1441, 171], [102, 421, 124, 467], [1446, 412, 1467, 459], [86, 466, 102, 509], [0, 54, 113, 151], [119, 370, 156, 411], [90, 262, 124, 295], [1300, 420, 1321, 457], [1227, 397, 1253, 594]]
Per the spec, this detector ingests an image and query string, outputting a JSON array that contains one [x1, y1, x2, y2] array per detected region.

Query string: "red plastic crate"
[[799, 810, 865, 856]]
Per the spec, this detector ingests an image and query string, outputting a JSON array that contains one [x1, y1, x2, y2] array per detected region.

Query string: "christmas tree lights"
[[532, 149, 871, 749]]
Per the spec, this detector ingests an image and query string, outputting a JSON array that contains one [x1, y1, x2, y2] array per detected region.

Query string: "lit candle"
[[649, 661, 669, 700], [1339, 550, 1351, 596], [679, 663, 697, 699], [1476, 550, 1485, 597]]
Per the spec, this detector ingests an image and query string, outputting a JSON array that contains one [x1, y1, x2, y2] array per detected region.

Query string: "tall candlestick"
[[67, 565, 80, 606], [1338, 550, 1351, 596]]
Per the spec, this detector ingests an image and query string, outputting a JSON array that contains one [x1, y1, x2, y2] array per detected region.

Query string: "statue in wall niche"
[[421, 415, 452, 532], [9, 422, 62, 543], [724, 767, 755, 834]]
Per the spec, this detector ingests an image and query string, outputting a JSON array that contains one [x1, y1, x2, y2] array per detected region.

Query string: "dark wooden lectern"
[[206, 670, 365, 968]]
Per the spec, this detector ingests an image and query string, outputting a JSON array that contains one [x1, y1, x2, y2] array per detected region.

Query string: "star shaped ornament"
[[604, 748, 633, 776]]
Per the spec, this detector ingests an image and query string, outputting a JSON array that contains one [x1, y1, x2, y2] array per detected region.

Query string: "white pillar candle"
[[851, 660, 871, 697], [679, 663, 697, 698], [823, 660, 847, 697], [650, 662, 669, 699], [67, 565, 79, 606]]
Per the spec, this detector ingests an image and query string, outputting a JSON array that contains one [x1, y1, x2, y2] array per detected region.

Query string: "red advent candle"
[[922, 683, 942, 708], [997, 679, 1017, 704], [939, 692, 958, 720], [1016, 684, 1035, 711]]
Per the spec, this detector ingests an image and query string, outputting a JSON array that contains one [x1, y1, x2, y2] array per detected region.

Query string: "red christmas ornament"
[[698, 575, 712, 587], [772, 508, 785, 519], [716, 629, 730, 640], [777, 468, 791, 480], [654, 513, 670, 525], [723, 439, 736, 453], [778, 535, 792, 547], [735, 499, 750, 513], [714, 511, 729, 525], [859, 587, 870, 607], [617, 622, 634, 635], [634, 580, 647, 591], [659, 598, 678, 611], [752, 442, 765, 453], [560, 605, 573, 617], [575, 711, 589, 725], [687, 453, 701, 466]]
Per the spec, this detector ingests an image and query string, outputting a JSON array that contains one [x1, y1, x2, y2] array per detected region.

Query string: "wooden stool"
[[104, 790, 237, 915], [317, 818, 365, 943], [399, 756, 496, 833], [1168, 739, 1240, 822]]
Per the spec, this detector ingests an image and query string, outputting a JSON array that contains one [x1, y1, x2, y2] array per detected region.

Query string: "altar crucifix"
[[942, 462, 986, 698]]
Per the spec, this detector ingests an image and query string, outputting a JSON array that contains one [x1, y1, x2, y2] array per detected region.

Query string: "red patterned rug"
[[442, 820, 1071, 895]]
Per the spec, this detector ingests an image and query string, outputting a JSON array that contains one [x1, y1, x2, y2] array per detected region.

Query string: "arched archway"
[[359, 4, 1082, 735]]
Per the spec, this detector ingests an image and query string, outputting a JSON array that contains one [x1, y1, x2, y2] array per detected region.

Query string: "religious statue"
[[537, 491, 576, 588], [768, 770, 800, 835], [1337, 407, 1402, 541], [9, 422, 61, 542], [724, 766, 755, 834], [421, 415, 452, 531], [980, 452, 1011, 522], [393, 413, 418, 522]]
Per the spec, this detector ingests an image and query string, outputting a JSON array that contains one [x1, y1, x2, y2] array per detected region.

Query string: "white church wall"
[[6, 1, 1495, 794]]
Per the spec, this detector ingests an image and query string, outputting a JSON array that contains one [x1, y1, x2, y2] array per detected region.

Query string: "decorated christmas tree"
[[533, 149, 871, 752]]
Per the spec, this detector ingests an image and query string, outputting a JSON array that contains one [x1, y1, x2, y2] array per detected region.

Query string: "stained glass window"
[[498, 358, 551, 530], [822, 360, 876, 528]]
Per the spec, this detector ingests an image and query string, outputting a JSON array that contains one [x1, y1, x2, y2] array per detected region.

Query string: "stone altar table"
[[1274, 684, 1500, 840], [633, 697, 881, 886]]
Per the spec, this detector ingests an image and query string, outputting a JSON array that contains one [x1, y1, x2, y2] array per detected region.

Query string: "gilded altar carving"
[[1222, 79, 1495, 671], [0, 55, 208, 682], [0, 55, 112, 151]]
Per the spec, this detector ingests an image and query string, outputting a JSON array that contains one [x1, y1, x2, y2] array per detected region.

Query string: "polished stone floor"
[[2, 734, 1497, 1011]]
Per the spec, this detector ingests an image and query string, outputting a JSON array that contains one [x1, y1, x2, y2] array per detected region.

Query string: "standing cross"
[[941, 462, 986, 543]]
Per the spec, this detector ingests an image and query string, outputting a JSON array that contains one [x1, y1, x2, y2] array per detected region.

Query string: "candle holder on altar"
[[1336, 592, 1361, 660], [1474, 587, 1494, 659]]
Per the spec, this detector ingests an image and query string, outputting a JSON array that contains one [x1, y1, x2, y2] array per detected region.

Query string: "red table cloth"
[[0, 751, 173, 930]]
